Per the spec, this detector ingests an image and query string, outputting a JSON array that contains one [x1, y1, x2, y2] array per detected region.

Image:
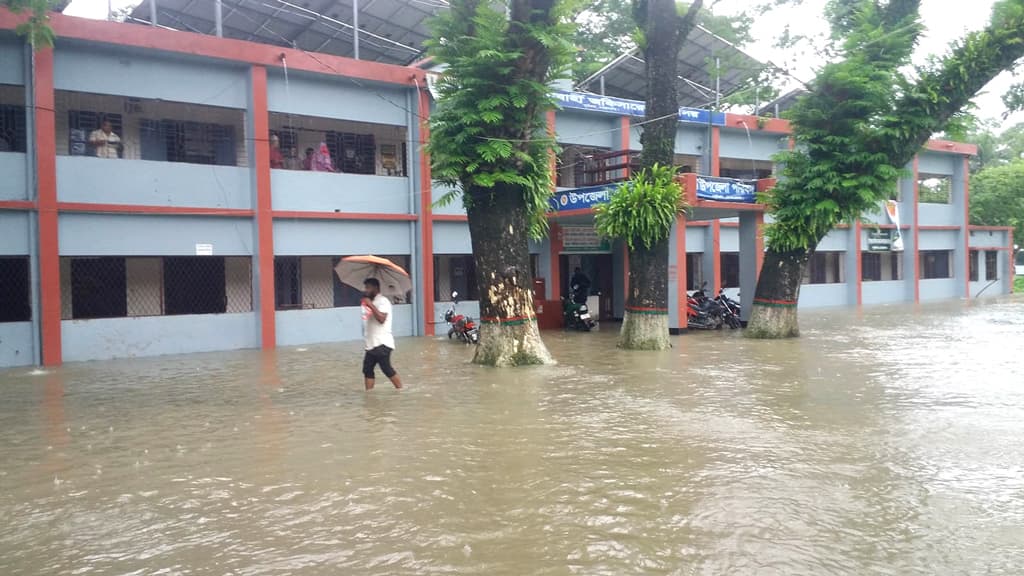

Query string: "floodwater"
[[1, 300, 1023, 575]]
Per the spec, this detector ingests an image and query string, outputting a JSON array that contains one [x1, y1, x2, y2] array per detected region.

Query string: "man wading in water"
[[361, 278, 403, 390]]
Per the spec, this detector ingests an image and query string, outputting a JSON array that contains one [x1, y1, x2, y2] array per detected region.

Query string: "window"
[[140, 120, 236, 165], [71, 257, 127, 319], [920, 250, 952, 279], [803, 252, 844, 284], [969, 251, 979, 282], [326, 131, 376, 174], [0, 257, 31, 322], [862, 252, 903, 282], [862, 252, 881, 282], [274, 257, 302, 310], [68, 110, 124, 157], [720, 253, 740, 288], [918, 175, 951, 204], [332, 255, 412, 307], [686, 253, 704, 290], [163, 257, 227, 315], [0, 103, 27, 153], [985, 251, 998, 281], [434, 255, 479, 302]]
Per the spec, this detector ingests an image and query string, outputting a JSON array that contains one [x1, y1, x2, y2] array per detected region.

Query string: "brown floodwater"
[[1, 298, 1023, 575]]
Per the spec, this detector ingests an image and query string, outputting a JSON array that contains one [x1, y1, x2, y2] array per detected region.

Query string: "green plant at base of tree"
[[427, 0, 576, 367], [747, 0, 1024, 339], [3, 0, 56, 47], [594, 164, 685, 252]]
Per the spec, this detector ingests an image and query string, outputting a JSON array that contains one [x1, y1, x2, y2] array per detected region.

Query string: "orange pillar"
[[34, 48, 61, 366], [250, 66, 275, 349], [419, 89, 435, 335]]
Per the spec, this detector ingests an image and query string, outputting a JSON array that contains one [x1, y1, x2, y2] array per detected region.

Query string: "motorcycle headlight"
[[579, 305, 588, 312]]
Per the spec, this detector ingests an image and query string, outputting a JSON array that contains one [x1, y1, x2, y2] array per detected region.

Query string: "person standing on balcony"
[[312, 141, 335, 172], [88, 117, 121, 159], [269, 134, 284, 169]]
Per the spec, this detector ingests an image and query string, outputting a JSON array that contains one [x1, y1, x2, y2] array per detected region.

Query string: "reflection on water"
[[1, 299, 1023, 574]]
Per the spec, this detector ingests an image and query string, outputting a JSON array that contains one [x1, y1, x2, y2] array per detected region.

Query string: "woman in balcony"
[[269, 134, 284, 169]]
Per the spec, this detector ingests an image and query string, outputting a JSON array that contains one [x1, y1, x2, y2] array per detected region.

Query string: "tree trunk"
[[620, 237, 671, 349], [465, 183, 553, 366], [745, 247, 810, 339]]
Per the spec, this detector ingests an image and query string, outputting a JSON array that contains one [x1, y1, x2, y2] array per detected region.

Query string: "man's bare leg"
[[389, 374, 403, 389], [365, 377, 375, 391]]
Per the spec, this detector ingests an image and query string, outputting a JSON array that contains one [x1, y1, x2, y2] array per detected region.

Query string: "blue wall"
[[54, 46, 248, 109], [276, 305, 414, 347], [57, 157, 252, 209], [431, 184, 465, 216], [0, 322, 33, 367], [0, 153, 27, 201], [433, 221, 472, 254], [273, 219, 411, 255], [555, 112, 616, 148], [920, 279, 958, 302], [0, 211, 30, 253], [266, 71, 407, 126], [799, 283, 850, 308], [0, 41, 24, 84], [862, 281, 908, 306], [61, 313, 258, 362], [719, 129, 783, 161], [59, 214, 255, 256], [271, 171, 409, 213]]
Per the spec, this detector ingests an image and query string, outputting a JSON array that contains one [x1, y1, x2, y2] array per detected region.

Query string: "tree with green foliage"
[[747, 0, 1024, 339], [970, 161, 1024, 243], [594, 165, 685, 348], [590, 0, 703, 350], [427, 0, 575, 366], [2, 0, 55, 47]]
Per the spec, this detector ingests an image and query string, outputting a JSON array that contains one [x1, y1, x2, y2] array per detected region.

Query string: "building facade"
[[0, 11, 1014, 367]]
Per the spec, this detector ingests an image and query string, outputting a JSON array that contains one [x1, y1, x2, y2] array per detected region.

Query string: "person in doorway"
[[88, 117, 121, 159], [361, 278, 402, 390], [269, 134, 284, 169], [570, 267, 591, 304]]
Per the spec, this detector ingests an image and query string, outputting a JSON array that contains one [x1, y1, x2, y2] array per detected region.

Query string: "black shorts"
[[362, 345, 396, 378]]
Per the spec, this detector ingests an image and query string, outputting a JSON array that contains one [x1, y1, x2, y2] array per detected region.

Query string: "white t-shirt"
[[89, 129, 121, 159], [363, 294, 395, 350]]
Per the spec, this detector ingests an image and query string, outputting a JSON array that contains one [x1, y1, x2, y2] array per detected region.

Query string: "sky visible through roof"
[[64, 0, 1021, 125]]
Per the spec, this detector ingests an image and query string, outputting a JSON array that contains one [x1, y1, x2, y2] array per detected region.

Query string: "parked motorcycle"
[[443, 291, 480, 344], [686, 282, 725, 330], [563, 285, 597, 331], [714, 289, 742, 329]]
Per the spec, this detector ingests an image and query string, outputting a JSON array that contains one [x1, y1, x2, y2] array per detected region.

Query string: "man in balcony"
[[88, 117, 121, 159]]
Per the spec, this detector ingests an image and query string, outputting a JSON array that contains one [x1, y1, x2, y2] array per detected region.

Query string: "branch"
[[882, 1, 1024, 165]]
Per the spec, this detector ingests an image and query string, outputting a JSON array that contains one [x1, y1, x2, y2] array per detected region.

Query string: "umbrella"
[[334, 255, 412, 299]]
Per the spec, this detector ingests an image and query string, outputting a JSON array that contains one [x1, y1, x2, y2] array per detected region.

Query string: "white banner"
[[884, 200, 904, 252]]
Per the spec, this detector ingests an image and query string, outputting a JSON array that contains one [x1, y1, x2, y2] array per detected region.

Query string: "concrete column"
[[738, 212, 761, 322], [248, 66, 275, 349], [150, 0, 158, 26], [32, 48, 61, 366], [416, 89, 434, 335], [848, 221, 862, 306], [352, 0, 360, 60], [954, 156, 969, 298], [215, 0, 223, 37], [668, 215, 687, 333], [701, 223, 715, 293], [903, 159, 919, 302]]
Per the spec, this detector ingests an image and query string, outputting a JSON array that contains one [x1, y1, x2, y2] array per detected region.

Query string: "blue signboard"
[[550, 185, 616, 212], [695, 176, 757, 203], [553, 91, 726, 126]]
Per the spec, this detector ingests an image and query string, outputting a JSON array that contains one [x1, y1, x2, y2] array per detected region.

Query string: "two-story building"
[[0, 3, 1014, 368]]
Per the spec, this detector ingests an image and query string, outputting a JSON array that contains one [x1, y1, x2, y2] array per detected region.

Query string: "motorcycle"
[[562, 285, 597, 332], [714, 289, 743, 329], [686, 282, 725, 330], [443, 291, 480, 344]]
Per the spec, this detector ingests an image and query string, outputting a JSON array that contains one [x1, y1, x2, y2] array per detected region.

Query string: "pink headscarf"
[[312, 142, 334, 172]]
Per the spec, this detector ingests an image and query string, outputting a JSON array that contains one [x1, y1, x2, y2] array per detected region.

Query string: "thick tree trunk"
[[745, 248, 810, 339], [465, 183, 553, 366], [620, 237, 671, 349]]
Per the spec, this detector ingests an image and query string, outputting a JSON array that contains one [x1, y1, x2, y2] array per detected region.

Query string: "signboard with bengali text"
[[694, 176, 757, 203], [553, 91, 727, 126]]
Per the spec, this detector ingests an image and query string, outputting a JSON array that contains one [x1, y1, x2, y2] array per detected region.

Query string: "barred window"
[[720, 253, 740, 288], [434, 255, 478, 302], [803, 252, 845, 284], [920, 250, 952, 279], [273, 255, 412, 311], [0, 99, 28, 153], [985, 251, 998, 281], [686, 253, 703, 290], [969, 251, 979, 282], [61, 256, 252, 319], [0, 257, 31, 323]]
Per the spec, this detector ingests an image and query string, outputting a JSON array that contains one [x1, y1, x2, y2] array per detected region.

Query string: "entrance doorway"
[[559, 253, 614, 320]]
